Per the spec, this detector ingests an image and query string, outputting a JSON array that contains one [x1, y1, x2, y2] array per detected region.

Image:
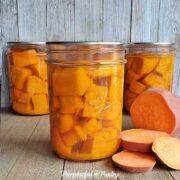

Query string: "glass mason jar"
[[124, 42, 175, 112], [6, 42, 49, 115], [46, 42, 126, 161]]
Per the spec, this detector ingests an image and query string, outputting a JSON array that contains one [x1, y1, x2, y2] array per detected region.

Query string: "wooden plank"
[[6, 116, 64, 180], [158, 0, 180, 96], [0, 112, 40, 179], [131, 0, 160, 42], [46, 0, 75, 41], [103, 0, 131, 43], [74, 0, 103, 41], [158, 0, 180, 43], [17, 0, 47, 41], [0, 0, 19, 107]]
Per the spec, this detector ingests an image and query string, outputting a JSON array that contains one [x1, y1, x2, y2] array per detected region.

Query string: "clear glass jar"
[[6, 42, 49, 115], [46, 42, 126, 161], [125, 42, 175, 112]]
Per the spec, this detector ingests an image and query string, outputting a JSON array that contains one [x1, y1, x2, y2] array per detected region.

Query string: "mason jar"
[[6, 42, 49, 115], [124, 42, 175, 112], [46, 42, 126, 161]]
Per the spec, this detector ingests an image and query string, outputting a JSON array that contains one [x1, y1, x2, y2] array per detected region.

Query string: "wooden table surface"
[[0, 109, 180, 180]]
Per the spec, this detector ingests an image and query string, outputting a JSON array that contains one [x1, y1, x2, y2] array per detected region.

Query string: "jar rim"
[[7, 42, 46, 45], [127, 42, 175, 48]]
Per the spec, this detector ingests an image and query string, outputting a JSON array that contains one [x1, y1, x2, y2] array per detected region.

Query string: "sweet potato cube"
[[79, 118, 102, 134], [125, 90, 137, 99], [62, 126, 87, 146], [58, 96, 83, 114], [125, 70, 143, 84], [142, 73, 165, 88], [13, 101, 33, 114], [32, 94, 48, 113], [12, 50, 40, 67], [55, 114, 76, 133], [52, 67, 92, 96], [13, 88, 23, 100], [81, 84, 108, 117], [129, 81, 146, 94], [18, 92, 32, 104], [25, 76, 48, 94], [108, 75, 124, 101], [29, 61, 48, 80], [132, 57, 159, 75], [11, 67, 32, 90], [99, 101, 122, 121]]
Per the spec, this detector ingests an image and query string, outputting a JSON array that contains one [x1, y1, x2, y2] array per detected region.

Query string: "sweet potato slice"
[[121, 129, 169, 152], [152, 137, 180, 170], [112, 150, 156, 173], [130, 88, 180, 136]]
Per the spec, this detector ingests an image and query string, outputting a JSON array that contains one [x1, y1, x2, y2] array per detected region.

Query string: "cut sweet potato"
[[18, 92, 33, 105], [121, 129, 169, 152], [25, 76, 48, 94], [55, 114, 76, 133], [11, 67, 32, 90], [13, 88, 23, 100], [112, 150, 156, 173], [81, 83, 107, 118], [129, 81, 146, 94], [52, 67, 92, 96], [12, 50, 40, 67], [132, 57, 159, 75], [58, 96, 83, 114], [130, 88, 180, 136], [152, 137, 180, 170], [31, 94, 49, 114]]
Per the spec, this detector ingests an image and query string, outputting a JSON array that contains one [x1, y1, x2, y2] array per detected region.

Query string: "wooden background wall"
[[1, 0, 180, 107]]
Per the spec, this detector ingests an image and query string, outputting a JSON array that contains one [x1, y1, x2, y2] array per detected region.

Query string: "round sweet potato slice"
[[112, 150, 156, 173], [152, 137, 180, 170], [121, 129, 169, 152]]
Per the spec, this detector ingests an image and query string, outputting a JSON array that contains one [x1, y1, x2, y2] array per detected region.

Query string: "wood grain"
[[17, 0, 47, 41], [47, 0, 75, 41], [103, 0, 131, 43], [74, 0, 104, 41], [131, 0, 160, 42]]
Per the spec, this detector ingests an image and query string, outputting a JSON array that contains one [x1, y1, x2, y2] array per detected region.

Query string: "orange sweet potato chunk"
[[81, 83, 108, 118], [52, 67, 92, 96], [99, 101, 122, 121], [29, 60, 48, 80], [12, 50, 40, 67], [132, 57, 159, 75], [129, 81, 146, 94], [18, 92, 32, 105], [11, 67, 32, 90], [79, 118, 102, 135], [31, 94, 49, 113], [25, 76, 48, 94], [58, 96, 83, 114], [52, 97, 60, 111], [13, 88, 23, 100], [13, 101, 33, 114], [55, 114, 76, 133]]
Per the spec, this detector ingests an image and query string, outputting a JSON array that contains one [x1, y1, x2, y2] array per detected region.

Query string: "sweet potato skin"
[[121, 129, 169, 152], [152, 137, 180, 170], [112, 150, 156, 173], [130, 88, 180, 136]]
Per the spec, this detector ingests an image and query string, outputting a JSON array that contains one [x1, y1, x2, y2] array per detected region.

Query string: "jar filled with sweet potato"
[[6, 42, 49, 115], [124, 43, 175, 112], [46, 42, 126, 161]]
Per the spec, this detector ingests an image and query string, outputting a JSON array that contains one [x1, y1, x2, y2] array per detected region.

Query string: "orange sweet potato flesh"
[[124, 53, 174, 112], [112, 150, 156, 173], [130, 88, 180, 136], [121, 129, 169, 152], [152, 137, 180, 170]]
